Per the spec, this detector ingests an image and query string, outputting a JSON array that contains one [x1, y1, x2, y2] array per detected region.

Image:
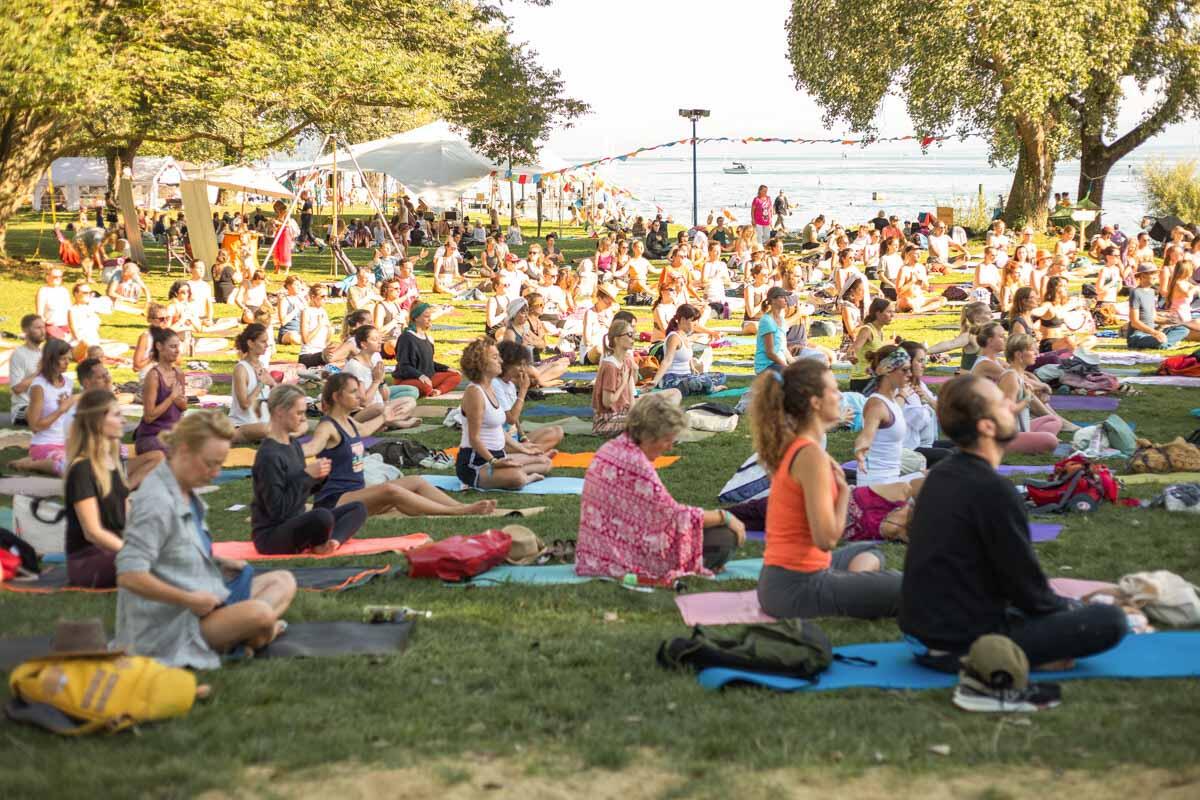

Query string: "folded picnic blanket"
[[211, 533, 431, 561], [0, 565, 398, 594]]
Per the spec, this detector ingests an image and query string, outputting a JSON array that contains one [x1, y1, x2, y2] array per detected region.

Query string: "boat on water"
[[723, 161, 749, 175]]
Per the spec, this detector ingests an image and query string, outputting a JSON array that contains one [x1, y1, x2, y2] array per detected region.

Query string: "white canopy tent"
[[32, 156, 184, 211], [183, 164, 293, 201]]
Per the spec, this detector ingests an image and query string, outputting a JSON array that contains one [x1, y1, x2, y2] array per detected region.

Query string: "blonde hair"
[[604, 318, 635, 356], [1005, 333, 1035, 362], [64, 389, 125, 498], [959, 301, 992, 334], [161, 408, 235, 452]]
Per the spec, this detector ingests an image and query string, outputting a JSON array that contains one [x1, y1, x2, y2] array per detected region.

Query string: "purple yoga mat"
[[922, 375, 952, 385], [297, 434, 383, 449], [840, 461, 1052, 476], [1047, 395, 1119, 412]]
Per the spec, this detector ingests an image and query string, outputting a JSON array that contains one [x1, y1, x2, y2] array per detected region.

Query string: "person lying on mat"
[[341, 325, 420, 427], [751, 360, 901, 620], [495, 340, 564, 452], [455, 338, 554, 490], [576, 392, 744, 582], [251, 385, 367, 555], [134, 328, 187, 456], [63, 389, 134, 588], [115, 411, 297, 668], [393, 302, 462, 397], [10, 338, 76, 477], [899, 375, 1127, 672], [228, 323, 276, 445], [305, 373, 495, 517]]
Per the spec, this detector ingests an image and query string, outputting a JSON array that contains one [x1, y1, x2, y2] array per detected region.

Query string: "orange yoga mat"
[[443, 448, 678, 470], [212, 533, 432, 561]]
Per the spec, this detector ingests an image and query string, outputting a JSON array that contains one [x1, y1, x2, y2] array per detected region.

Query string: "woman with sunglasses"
[[592, 318, 679, 437], [852, 345, 916, 487]]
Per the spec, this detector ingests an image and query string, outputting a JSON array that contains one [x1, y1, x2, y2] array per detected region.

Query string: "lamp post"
[[679, 109, 710, 228]]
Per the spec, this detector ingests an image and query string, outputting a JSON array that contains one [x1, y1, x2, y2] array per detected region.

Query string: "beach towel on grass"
[[442, 448, 678, 470], [418, 475, 587, 494], [211, 533, 431, 561], [0, 565, 398, 595], [695, 632, 1200, 692]]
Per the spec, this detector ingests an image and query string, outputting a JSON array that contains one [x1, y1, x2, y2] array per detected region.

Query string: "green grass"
[[1, 211, 1199, 798]]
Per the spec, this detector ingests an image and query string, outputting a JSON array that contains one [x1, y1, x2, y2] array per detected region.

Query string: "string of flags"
[[501, 134, 947, 184]]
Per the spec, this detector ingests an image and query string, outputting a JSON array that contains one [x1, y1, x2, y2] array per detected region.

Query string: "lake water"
[[568, 140, 1195, 232]]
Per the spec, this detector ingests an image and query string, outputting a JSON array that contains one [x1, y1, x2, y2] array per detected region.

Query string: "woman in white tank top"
[[229, 323, 276, 443], [853, 345, 913, 486]]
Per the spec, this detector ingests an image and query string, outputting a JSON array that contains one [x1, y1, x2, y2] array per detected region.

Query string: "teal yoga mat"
[[451, 558, 764, 587], [418, 474, 586, 494], [697, 632, 1200, 692]]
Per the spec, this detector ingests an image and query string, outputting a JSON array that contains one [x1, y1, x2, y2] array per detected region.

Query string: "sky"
[[504, 0, 1193, 161]]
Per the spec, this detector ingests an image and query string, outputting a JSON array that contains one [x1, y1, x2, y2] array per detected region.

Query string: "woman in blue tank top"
[[304, 373, 495, 516]]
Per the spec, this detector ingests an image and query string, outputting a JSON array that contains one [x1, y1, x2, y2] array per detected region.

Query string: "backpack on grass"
[[1024, 454, 1120, 514]]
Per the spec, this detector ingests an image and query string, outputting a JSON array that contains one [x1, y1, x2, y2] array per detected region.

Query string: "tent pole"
[[331, 142, 339, 275], [260, 133, 330, 273], [337, 136, 405, 260]]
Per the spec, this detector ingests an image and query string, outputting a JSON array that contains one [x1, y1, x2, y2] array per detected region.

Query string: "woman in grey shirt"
[[114, 410, 296, 669]]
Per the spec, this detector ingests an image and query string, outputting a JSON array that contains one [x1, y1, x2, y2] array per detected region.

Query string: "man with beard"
[[9, 314, 47, 425], [899, 375, 1126, 675]]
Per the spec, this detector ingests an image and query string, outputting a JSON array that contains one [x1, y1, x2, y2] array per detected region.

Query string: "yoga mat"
[[418, 475, 587, 495], [375, 506, 546, 520], [1049, 577, 1116, 599], [1030, 522, 1063, 543], [211, 533, 432, 561], [0, 430, 32, 449], [524, 405, 595, 418], [708, 387, 750, 399], [1048, 395, 1120, 412], [1120, 471, 1200, 485], [1120, 376, 1200, 387], [676, 590, 777, 626], [258, 620, 415, 659], [523, 416, 596, 436], [564, 371, 597, 381], [0, 565, 397, 594], [442, 448, 678, 470], [377, 423, 444, 437], [922, 375, 952, 385], [841, 461, 1052, 477], [696, 632, 1200, 692], [0, 476, 62, 497], [457, 558, 766, 588], [412, 406, 450, 419], [214, 467, 252, 485]]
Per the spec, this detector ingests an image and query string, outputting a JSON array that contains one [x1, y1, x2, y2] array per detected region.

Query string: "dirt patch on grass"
[[205, 756, 1200, 800]]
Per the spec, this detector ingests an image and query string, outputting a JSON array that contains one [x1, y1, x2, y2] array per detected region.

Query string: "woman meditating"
[[251, 385, 368, 555], [393, 302, 462, 397], [134, 328, 187, 455], [577, 392, 745, 582], [853, 345, 914, 487], [229, 323, 276, 445], [897, 341, 950, 467], [115, 410, 297, 668], [297, 284, 332, 368], [494, 341, 564, 451], [751, 360, 901, 619], [502, 296, 569, 386], [847, 298, 896, 392], [63, 390, 131, 587], [579, 284, 619, 365], [969, 321, 1009, 383], [741, 263, 771, 334], [276, 275, 306, 346], [306, 373, 495, 516], [993, 334, 1070, 454], [11, 338, 76, 476], [165, 281, 201, 354], [372, 279, 407, 352], [755, 286, 794, 374], [67, 281, 103, 361], [591, 319, 681, 437], [456, 338, 555, 490], [341, 325, 419, 424], [235, 270, 270, 325], [649, 305, 726, 396]]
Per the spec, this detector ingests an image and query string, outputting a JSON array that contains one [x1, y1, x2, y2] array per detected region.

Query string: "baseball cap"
[[1136, 261, 1157, 275], [960, 634, 1029, 690]]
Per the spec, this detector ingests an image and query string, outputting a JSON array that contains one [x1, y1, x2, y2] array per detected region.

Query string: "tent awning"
[[184, 165, 292, 198]]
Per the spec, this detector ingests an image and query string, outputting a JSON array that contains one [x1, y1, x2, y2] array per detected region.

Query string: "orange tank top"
[[763, 437, 836, 573]]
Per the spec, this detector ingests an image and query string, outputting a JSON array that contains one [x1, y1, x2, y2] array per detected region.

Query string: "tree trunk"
[[104, 140, 142, 210], [1078, 141, 1112, 237], [1004, 118, 1055, 231], [0, 109, 79, 258]]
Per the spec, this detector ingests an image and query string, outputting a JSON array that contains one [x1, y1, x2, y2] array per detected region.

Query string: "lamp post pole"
[[679, 109, 710, 229]]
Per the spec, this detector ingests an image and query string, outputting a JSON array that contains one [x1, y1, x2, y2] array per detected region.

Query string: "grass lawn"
[[1, 211, 1199, 799]]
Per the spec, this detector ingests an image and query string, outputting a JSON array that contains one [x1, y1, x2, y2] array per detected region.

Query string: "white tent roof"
[[41, 156, 183, 187], [184, 165, 292, 198]]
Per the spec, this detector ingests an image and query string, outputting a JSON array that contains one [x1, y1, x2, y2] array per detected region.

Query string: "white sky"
[[505, 0, 1192, 159]]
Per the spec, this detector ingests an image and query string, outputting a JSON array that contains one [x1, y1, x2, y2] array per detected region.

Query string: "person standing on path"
[[774, 190, 790, 233], [752, 185, 772, 245]]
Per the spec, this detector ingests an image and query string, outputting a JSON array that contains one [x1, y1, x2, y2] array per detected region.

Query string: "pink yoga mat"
[[1048, 577, 1115, 599], [922, 375, 952, 385], [1047, 395, 1119, 412], [212, 533, 432, 561]]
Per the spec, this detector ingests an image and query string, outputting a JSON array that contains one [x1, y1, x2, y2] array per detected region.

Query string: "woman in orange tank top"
[[749, 360, 902, 620]]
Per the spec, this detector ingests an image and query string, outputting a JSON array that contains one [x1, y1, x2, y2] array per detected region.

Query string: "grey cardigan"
[[113, 461, 228, 669]]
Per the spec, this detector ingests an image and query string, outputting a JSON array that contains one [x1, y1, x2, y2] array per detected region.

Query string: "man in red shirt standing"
[[751, 185, 772, 245]]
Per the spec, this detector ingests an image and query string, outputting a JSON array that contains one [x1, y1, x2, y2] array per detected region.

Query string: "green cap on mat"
[[960, 634, 1029, 690]]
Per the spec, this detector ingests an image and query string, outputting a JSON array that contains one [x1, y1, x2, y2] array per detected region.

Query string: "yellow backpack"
[[7, 655, 197, 735]]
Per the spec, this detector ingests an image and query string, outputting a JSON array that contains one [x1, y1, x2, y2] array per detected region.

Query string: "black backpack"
[[368, 440, 432, 469], [657, 620, 869, 682]]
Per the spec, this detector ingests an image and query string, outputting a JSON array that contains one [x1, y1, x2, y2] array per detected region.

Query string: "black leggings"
[[252, 502, 368, 554]]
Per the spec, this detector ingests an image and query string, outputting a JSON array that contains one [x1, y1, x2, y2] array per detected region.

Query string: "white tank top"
[[229, 360, 266, 425], [664, 331, 692, 376], [860, 392, 907, 486], [30, 374, 75, 446], [459, 383, 507, 452]]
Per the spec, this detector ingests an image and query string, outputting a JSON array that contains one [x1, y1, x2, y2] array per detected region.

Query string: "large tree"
[[1067, 0, 1200, 226], [451, 43, 588, 224], [786, 0, 1142, 228]]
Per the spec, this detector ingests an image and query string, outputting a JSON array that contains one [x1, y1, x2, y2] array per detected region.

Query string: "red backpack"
[[1023, 455, 1121, 513], [1159, 354, 1200, 378], [407, 530, 512, 582]]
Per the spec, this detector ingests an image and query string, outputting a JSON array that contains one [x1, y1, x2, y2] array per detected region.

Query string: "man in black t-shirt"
[[900, 375, 1126, 672], [870, 209, 889, 231]]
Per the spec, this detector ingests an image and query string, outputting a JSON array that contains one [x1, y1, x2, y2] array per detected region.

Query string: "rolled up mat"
[[0, 565, 397, 594], [417, 475, 587, 494], [214, 467, 252, 484], [257, 619, 416, 659], [1047, 395, 1120, 412], [211, 533, 432, 560], [695, 632, 1200, 692]]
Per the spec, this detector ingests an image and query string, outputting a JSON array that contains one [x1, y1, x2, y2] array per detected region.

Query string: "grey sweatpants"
[[757, 542, 901, 620]]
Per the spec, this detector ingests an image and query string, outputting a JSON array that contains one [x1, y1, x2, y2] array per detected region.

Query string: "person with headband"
[[393, 302, 462, 397], [251, 385, 368, 555], [853, 345, 919, 487], [115, 411, 297, 668], [750, 361, 901, 620]]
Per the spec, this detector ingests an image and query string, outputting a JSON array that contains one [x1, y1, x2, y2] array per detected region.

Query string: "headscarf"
[[407, 302, 431, 330], [875, 346, 911, 376]]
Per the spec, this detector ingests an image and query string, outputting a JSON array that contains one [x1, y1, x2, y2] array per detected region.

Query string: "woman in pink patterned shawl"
[[576, 393, 746, 583]]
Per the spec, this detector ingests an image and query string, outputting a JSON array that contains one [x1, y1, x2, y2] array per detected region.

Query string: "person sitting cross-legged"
[[899, 375, 1127, 674]]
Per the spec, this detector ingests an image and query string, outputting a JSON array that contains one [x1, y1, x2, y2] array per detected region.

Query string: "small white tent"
[[184, 164, 293, 199], [32, 156, 184, 210]]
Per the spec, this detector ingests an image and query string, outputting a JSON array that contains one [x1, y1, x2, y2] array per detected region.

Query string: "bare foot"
[[311, 540, 340, 556], [429, 389, 442, 397], [462, 499, 497, 515], [195, 684, 213, 701]]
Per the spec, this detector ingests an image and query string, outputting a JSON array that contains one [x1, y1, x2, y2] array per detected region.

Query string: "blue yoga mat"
[[418, 474, 586, 494], [525, 405, 595, 418], [565, 371, 597, 381], [708, 387, 750, 399], [697, 632, 1200, 692], [451, 558, 764, 587], [215, 468, 252, 484], [0, 507, 11, 530]]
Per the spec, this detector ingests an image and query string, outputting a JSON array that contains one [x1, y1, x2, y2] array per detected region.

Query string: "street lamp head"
[[678, 109, 711, 120]]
